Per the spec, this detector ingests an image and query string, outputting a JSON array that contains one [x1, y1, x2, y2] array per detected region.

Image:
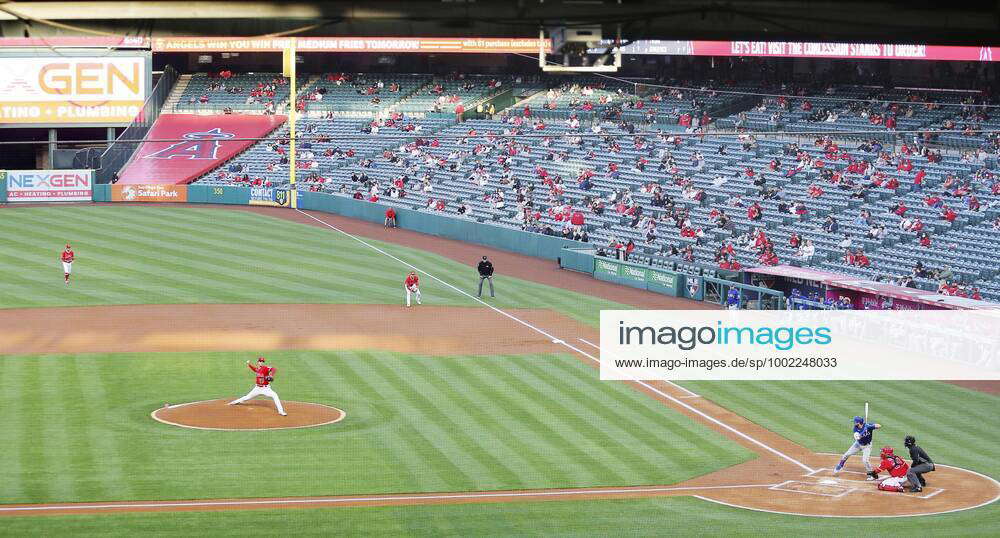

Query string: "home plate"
[[820, 479, 839, 485]]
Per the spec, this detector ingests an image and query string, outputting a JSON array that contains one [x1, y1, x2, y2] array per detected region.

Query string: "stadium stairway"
[[162, 74, 194, 114]]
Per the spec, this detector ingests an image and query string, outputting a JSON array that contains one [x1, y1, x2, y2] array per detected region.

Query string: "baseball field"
[[1, 204, 998, 536]]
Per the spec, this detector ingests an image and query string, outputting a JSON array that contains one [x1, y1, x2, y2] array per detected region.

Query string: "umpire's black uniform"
[[477, 256, 495, 298], [905, 435, 934, 489]]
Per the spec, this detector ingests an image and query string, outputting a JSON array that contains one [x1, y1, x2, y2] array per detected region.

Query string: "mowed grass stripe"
[[1, 356, 29, 500], [76, 354, 134, 501], [60, 358, 103, 501], [363, 354, 492, 490], [406, 356, 535, 489], [434, 357, 576, 486], [479, 358, 624, 485], [3, 207, 470, 307], [461, 357, 605, 485], [297, 351, 427, 494], [543, 357, 747, 470], [0, 214, 256, 304], [419, 358, 552, 488], [549, 357, 747, 462], [0, 206, 629, 325], [38, 356, 77, 501], [3, 211, 320, 303], [331, 352, 458, 493], [505, 358, 663, 480]]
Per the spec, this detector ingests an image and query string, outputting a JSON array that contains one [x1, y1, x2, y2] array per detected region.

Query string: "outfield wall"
[[297, 192, 588, 260]]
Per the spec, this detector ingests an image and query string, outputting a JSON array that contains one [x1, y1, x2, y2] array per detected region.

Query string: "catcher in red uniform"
[[873, 446, 912, 492], [404, 271, 422, 307]]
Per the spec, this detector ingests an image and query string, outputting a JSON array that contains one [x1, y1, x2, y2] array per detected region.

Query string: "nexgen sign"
[[8, 172, 92, 188], [5, 169, 94, 202], [0, 57, 147, 124]]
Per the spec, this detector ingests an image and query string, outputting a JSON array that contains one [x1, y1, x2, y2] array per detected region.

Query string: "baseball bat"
[[865, 401, 869, 422]]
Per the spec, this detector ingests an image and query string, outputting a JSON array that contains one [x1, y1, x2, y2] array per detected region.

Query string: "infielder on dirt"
[[834, 415, 882, 478], [228, 357, 286, 415], [404, 271, 421, 307]]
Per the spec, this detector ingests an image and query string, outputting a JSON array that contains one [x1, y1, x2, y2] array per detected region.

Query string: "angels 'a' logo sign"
[[144, 128, 236, 160]]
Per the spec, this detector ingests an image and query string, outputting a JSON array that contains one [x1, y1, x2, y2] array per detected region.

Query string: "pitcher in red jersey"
[[228, 357, 287, 415]]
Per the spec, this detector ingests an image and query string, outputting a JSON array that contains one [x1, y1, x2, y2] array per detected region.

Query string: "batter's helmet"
[[904, 435, 916, 448], [854, 415, 864, 424], [880, 446, 894, 458]]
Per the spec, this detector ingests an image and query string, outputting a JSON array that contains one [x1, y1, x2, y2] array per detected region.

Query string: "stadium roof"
[[0, 1, 997, 47]]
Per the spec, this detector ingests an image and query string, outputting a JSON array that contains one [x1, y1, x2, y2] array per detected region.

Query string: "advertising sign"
[[5, 169, 93, 201], [594, 258, 619, 277], [619, 263, 647, 287], [111, 184, 188, 203], [152, 36, 550, 54], [249, 187, 290, 207], [0, 56, 147, 124], [588, 39, 998, 62]]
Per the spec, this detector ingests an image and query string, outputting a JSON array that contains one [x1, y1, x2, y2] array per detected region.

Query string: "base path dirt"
[[0, 304, 597, 356], [153, 399, 345, 431]]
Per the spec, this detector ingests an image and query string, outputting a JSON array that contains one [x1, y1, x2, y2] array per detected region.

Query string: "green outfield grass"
[[0, 205, 625, 325], [5, 494, 998, 538], [0, 350, 752, 504]]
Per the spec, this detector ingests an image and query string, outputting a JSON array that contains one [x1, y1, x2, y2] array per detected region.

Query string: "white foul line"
[[0, 484, 779, 513], [577, 338, 701, 398], [295, 209, 815, 474]]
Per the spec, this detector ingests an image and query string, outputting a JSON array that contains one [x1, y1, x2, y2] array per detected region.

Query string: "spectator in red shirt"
[[855, 251, 870, 268], [384, 208, 397, 228], [941, 207, 957, 222], [919, 232, 931, 247]]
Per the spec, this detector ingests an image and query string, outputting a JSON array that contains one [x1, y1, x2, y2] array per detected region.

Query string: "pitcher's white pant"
[[840, 441, 874, 471], [229, 385, 286, 415], [406, 285, 421, 306], [62, 262, 73, 274]]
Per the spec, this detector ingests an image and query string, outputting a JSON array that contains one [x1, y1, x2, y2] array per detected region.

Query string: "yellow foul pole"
[[283, 38, 298, 208]]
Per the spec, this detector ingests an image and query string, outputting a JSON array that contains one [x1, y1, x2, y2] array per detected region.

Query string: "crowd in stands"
[[186, 70, 1000, 303]]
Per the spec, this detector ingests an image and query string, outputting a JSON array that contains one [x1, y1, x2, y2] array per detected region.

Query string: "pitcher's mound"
[[152, 399, 346, 431]]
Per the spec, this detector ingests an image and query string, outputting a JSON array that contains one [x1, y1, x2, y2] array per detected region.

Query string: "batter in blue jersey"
[[835, 415, 882, 478]]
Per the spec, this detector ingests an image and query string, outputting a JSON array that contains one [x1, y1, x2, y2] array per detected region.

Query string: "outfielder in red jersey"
[[228, 357, 287, 415], [874, 446, 911, 492], [404, 271, 422, 307], [61, 244, 75, 284]]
